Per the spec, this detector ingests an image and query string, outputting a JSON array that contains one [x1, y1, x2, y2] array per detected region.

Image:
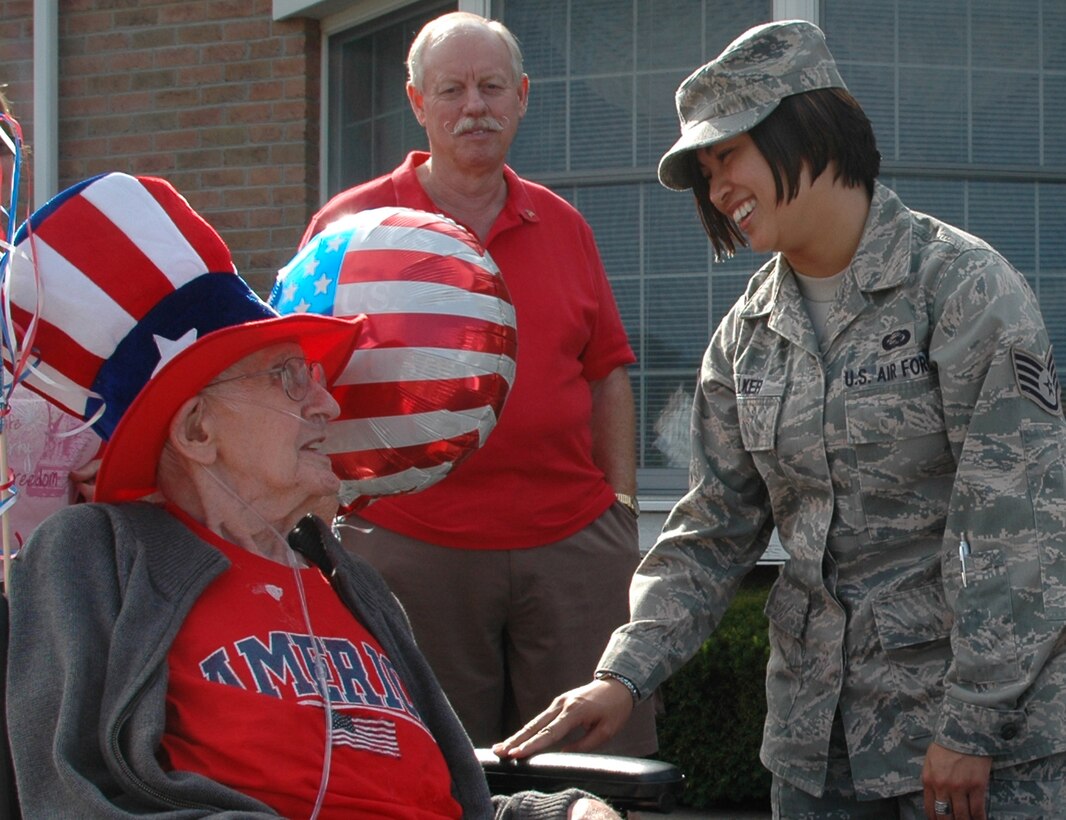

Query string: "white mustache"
[[446, 115, 508, 136]]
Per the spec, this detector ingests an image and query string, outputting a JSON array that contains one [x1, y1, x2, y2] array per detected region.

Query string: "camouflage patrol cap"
[[657, 20, 847, 191]]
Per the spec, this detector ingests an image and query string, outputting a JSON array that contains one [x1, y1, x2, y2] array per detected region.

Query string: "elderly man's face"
[[409, 25, 528, 174], [204, 342, 341, 512]]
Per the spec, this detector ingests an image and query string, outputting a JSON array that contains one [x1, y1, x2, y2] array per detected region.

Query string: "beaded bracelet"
[[594, 670, 641, 704]]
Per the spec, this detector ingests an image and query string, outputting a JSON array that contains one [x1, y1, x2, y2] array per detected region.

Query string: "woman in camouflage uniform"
[[497, 19, 1066, 820]]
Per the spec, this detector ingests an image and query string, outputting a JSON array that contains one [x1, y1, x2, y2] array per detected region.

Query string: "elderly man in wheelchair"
[[0, 173, 680, 819]]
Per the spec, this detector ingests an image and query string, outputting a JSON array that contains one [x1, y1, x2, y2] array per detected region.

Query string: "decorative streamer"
[[0, 110, 30, 587]]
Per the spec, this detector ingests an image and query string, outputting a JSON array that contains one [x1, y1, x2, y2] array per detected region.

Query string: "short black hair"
[[691, 87, 881, 259]]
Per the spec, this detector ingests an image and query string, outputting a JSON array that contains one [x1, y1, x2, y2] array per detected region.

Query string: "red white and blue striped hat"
[[3, 172, 361, 502], [271, 207, 517, 511]]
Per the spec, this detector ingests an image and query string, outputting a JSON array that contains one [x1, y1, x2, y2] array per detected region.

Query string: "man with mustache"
[[301, 11, 657, 757]]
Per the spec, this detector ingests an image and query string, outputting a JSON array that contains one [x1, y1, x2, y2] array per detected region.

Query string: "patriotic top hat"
[[2, 172, 361, 503]]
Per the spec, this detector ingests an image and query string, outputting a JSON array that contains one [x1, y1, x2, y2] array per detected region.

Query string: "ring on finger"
[[934, 798, 952, 816]]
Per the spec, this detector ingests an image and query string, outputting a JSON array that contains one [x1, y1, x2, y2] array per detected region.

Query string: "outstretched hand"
[[492, 678, 634, 759]]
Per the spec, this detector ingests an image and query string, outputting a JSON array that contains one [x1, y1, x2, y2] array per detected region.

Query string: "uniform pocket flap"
[[873, 582, 952, 651], [763, 577, 811, 640]]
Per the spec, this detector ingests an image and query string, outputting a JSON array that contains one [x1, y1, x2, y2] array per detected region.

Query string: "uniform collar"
[[847, 182, 913, 293], [740, 182, 912, 319], [737, 182, 913, 353]]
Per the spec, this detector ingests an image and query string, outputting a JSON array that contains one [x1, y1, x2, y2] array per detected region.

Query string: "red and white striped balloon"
[[271, 207, 517, 512]]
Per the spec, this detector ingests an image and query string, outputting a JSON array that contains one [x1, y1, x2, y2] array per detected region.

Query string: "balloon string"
[[1, 109, 34, 582], [0, 110, 38, 405], [0, 115, 100, 431]]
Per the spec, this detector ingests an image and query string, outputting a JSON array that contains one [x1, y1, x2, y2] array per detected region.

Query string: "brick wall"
[[0, 0, 322, 295], [1, 1, 34, 224]]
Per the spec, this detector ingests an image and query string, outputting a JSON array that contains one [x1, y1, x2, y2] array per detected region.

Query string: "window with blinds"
[[326, 1, 1064, 497], [492, 0, 774, 492], [826, 0, 1066, 374], [326, 1, 449, 197]]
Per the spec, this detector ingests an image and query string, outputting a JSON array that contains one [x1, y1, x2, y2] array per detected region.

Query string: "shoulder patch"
[[1012, 346, 1061, 416]]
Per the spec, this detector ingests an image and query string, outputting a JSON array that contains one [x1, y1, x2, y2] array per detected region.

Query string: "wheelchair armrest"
[[476, 748, 684, 814]]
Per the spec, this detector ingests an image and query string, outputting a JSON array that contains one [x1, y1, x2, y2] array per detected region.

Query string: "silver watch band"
[[614, 492, 639, 516]]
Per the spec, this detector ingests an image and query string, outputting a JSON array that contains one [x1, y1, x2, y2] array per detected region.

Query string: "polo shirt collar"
[[390, 151, 540, 244]]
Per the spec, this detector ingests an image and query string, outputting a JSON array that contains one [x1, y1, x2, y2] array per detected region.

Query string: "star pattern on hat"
[[152, 328, 199, 377]]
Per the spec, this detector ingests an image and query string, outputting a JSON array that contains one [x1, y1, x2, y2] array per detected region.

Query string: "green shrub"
[[655, 569, 774, 809]]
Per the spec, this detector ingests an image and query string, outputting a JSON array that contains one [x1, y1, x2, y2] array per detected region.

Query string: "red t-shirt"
[[303, 152, 635, 549], [161, 515, 461, 819]]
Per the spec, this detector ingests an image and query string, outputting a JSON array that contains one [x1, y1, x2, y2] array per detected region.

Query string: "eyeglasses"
[[207, 357, 327, 402]]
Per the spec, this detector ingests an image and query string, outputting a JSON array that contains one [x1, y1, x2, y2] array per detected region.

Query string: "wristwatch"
[[614, 492, 639, 517]]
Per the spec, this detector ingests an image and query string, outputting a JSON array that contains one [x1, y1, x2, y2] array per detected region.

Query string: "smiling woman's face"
[[698, 133, 782, 252], [203, 342, 341, 513], [696, 133, 822, 259]]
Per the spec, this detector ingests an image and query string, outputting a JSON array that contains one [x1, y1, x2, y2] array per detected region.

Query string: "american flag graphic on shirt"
[[330, 711, 401, 758]]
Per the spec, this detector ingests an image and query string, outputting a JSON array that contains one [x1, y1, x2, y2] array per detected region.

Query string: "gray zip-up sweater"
[[5, 503, 584, 818]]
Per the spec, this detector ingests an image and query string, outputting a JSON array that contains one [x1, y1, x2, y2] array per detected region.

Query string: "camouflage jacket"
[[601, 183, 1066, 798]]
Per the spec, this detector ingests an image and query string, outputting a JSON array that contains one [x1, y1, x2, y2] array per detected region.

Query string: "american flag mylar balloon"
[[270, 207, 517, 512]]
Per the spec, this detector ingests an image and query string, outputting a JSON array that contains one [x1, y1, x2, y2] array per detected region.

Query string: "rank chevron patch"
[[1012, 346, 1061, 416]]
